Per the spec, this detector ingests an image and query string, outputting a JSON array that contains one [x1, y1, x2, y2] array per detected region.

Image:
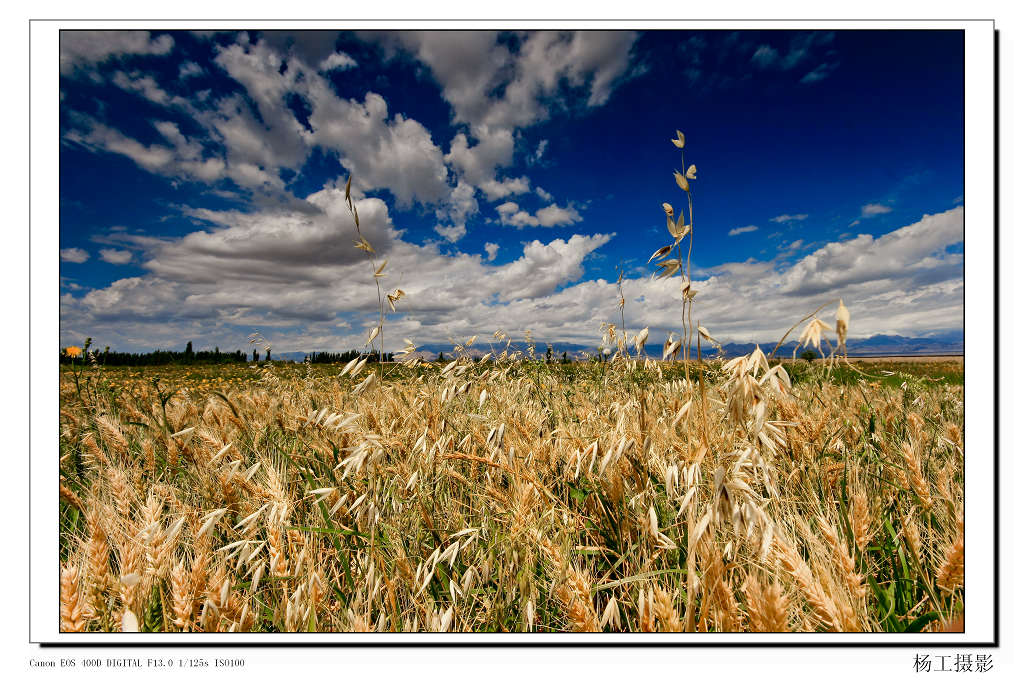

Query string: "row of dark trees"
[[59, 341, 396, 366], [59, 341, 262, 366]]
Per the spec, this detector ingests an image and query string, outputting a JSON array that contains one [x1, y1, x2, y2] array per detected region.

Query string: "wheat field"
[[57, 351, 964, 634]]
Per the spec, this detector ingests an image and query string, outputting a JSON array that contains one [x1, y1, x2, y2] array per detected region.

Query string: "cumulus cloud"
[[484, 242, 500, 261], [443, 128, 530, 204], [535, 204, 583, 227], [305, 89, 450, 205], [496, 201, 582, 228], [479, 176, 532, 202], [61, 206, 963, 352], [728, 225, 758, 236], [259, 31, 346, 70], [608, 207, 965, 343], [320, 52, 358, 72], [386, 31, 638, 134], [212, 38, 451, 204], [445, 130, 514, 186], [776, 206, 963, 297], [370, 31, 637, 214], [60, 248, 89, 263], [60, 189, 615, 350], [149, 192, 395, 285], [63, 35, 453, 208], [435, 224, 467, 243], [99, 249, 133, 265], [433, 180, 478, 242], [60, 31, 174, 75]]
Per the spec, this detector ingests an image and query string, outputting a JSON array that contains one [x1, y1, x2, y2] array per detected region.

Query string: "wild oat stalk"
[[343, 176, 405, 369], [652, 130, 698, 380]]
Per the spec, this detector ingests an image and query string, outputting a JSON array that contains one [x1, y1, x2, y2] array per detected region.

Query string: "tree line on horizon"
[[59, 341, 398, 366], [60, 341, 254, 366]]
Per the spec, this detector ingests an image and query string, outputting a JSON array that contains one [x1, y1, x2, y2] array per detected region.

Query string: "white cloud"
[[535, 186, 553, 202], [435, 224, 467, 243], [535, 204, 583, 227], [179, 61, 203, 79], [60, 31, 174, 75], [64, 116, 237, 187], [496, 202, 530, 227], [748, 34, 837, 83], [65, 119, 172, 171], [60, 248, 89, 263], [387, 31, 638, 135], [433, 180, 478, 242], [728, 225, 759, 236], [320, 52, 358, 72], [304, 86, 450, 206], [801, 62, 840, 84], [444, 129, 530, 202], [479, 176, 531, 201], [111, 71, 180, 106], [751, 45, 779, 69], [529, 139, 549, 165], [496, 201, 582, 228], [100, 249, 134, 265], [210, 41, 321, 175], [484, 243, 500, 261], [445, 129, 514, 186], [860, 203, 893, 217], [770, 213, 808, 223]]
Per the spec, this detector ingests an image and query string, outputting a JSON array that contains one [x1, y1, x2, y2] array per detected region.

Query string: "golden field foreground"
[[58, 355, 964, 633]]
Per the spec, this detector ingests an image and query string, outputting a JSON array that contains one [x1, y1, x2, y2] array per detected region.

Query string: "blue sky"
[[58, 29, 965, 353]]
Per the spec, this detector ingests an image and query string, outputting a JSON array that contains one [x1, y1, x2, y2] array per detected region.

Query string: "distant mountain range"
[[272, 330, 964, 362], [718, 331, 964, 358]]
